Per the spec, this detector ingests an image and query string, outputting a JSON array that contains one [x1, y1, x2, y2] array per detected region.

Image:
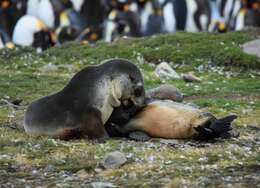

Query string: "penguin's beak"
[[5, 42, 15, 49]]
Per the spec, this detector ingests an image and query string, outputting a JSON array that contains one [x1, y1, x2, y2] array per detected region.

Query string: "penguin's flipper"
[[128, 131, 151, 141], [195, 115, 238, 141], [210, 115, 237, 135]]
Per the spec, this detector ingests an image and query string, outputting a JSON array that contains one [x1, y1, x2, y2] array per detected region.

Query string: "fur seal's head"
[[120, 75, 145, 108], [102, 59, 146, 108]]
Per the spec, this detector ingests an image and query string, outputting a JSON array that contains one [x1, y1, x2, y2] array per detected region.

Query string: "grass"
[[0, 28, 259, 187]]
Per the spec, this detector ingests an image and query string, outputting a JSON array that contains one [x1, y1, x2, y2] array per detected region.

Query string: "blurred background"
[[0, 0, 260, 51]]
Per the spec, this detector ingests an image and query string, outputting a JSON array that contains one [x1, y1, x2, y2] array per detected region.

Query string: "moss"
[[0, 29, 259, 187]]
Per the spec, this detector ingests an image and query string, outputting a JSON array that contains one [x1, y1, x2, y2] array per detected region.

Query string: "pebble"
[[182, 73, 201, 82], [39, 63, 58, 72], [102, 151, 127, 169], [155, 62, 181, 80], [243, 39, 260, 58], [91, 182, 116, 188], [76, 169, 89, 180], [159, 139, 180, 145], [146, 84, 183, 102]]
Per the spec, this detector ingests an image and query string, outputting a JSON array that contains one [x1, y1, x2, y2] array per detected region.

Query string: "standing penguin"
[[0, 0, 27, 37], [104, 0, 141, 42], [235, 0, 260, 30], [26, 0, 73, 29], [208, 0, 227, 32], [217, 0, 242, 30], [55, 9, 86, 44], [184, 0, 211, 32], [144, 0, 167, 35], [74, 0, 106, 27], [12, 15, 55, 52]]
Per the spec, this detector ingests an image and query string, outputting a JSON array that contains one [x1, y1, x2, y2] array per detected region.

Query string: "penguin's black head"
[[57, 26, 78, 44], [76, 26, 103, 44], [135, 0, 149, 8], [32, 30, 55, 52], [51, 0, 73, 14], [61, 0, 73, 9]]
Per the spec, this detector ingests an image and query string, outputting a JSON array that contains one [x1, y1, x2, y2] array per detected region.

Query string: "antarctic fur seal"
[[24, 59, 145, 141]]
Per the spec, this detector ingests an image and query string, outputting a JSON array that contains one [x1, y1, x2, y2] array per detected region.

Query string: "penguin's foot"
[[128, 131, 151, 141], [195, 115, 238, 141]]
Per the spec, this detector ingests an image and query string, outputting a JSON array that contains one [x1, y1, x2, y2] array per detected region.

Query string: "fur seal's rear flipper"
[[195, 115, 238, 141], [128, 131, 151, 141]]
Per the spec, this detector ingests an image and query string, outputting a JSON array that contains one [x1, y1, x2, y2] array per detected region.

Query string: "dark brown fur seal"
[[24, 59, 145, 141]]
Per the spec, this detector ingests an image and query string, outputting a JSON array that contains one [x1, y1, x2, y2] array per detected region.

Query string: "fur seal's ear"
[[109, 79, 122, 107]]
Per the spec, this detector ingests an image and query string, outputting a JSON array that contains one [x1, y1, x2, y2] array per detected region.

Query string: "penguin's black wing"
[[195, 115, 238, 141]]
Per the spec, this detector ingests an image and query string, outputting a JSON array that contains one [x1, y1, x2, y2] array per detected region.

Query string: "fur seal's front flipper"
[[56, 108, 108, 141], [128, 131, 151, 141], [195, 115, 238, 141]]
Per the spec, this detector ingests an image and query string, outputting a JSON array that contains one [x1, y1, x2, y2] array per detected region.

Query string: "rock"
[[44, 165, 55, 172], [102, 151, 127, 169], [182, 73, 201, 82], [146, 84, 183, 102], [159, 139, 180, 145], [76, 169, 89, 180], [39, 63, 58, 72], [91, 182, 116, 188], [243, 39, 260, 58], [58, 64, 76, 72], [155, 62, 181, 80]]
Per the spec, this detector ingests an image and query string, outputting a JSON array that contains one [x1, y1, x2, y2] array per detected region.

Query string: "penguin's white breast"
[[12, 16, 37, 46], [0, 38, 4, 49], [163, 2, 176, 33], [38, 0, 55, 28], [185, 0, 199, 32], [71, 0, 84, 12]]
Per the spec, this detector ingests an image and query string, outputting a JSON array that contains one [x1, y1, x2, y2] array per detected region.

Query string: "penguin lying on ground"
[[106, 84, 237, 141], [12, 15, 55, 52], [24, 59, 145, 141]]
